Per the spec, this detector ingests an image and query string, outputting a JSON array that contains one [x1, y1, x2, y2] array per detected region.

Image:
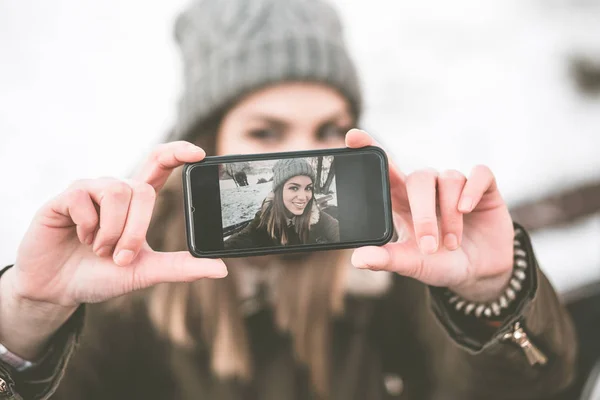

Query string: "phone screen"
[[183, 147, 392, 257]]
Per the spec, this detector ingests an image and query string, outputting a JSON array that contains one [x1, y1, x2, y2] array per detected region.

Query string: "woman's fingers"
[[458, 165, 499, 213], [437, 170, 466, 250], [47, 176, 228, 296], [351, 244, 427, 281], [345, 128, 373, 148], [132, 249, 228, 288], [351, 243, 467, 287], [112, 180, 157, 266], [51, 188, 100, 245], [89, 180, 133, 257], [134, 141, 206, 192], [406, 169, 439, 254], [351, 245, 392, 270], [62, 179, 136, 258]]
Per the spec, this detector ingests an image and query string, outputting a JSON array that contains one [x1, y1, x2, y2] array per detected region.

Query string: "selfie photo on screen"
[[220, 156, 340, 249], [184, 147, 391, 256]]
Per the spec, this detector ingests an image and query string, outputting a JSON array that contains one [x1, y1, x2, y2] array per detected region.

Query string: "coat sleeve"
[[377, 223, 577, 400], [224, 215, 262, 250], [414, 225, 577, 399], [47, 295, 171, 400], [0, 276, 85, 400], [0, 269, 164, 400]]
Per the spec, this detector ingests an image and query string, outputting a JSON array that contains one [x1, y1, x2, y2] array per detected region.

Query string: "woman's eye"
[[247, 128, 280, 142], [318, 124, 348, 141]]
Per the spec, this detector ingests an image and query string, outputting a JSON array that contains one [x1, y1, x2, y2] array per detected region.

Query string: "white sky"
[[1, 0, 599, 292]]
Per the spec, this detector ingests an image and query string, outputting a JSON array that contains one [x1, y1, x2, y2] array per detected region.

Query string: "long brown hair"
[[258, 182, 315, 245], [146, 113, 348, 398]]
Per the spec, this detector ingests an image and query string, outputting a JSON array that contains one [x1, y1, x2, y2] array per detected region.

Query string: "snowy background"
[[220, 160, 276, 229], [219, 157, 337, 229], [1, 0, 600, 293]]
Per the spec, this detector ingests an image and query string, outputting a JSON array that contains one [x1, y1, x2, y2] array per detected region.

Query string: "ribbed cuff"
[[426, 223, 538, 351]]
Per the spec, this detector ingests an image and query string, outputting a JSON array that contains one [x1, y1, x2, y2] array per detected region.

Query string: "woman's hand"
[[346, 129, 514, 303], [11, 141, 227, 306], [0, 142, 227, 358]]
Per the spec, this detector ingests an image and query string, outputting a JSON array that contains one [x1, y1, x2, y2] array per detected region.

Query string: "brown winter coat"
[[0, 225, 577, 400]]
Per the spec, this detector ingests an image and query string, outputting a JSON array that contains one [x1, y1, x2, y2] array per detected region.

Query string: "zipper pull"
[[502, 322, 548, 366]]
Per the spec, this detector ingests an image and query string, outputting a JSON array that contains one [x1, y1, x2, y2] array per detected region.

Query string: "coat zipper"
[[500, 321, 548, 366]]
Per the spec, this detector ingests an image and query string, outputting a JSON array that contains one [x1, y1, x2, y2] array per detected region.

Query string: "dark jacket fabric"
[[0, 225, 578, 400], [224, 200, 340, 249]]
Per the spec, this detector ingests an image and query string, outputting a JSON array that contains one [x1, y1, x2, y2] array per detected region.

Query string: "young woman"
[[225, 158, 340, 249], [0, 0, 577, 399]]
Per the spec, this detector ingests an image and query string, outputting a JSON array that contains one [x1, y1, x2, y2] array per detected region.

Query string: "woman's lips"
[[292, 201, 306, 209]]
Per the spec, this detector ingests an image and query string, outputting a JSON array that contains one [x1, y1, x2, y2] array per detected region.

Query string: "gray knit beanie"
[[170, 0, 362, 141], [272, 158, 315, 190]]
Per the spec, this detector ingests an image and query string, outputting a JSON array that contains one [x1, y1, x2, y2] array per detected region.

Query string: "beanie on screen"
[[170, 0, 362, 141], [272, 158, 315, 190]]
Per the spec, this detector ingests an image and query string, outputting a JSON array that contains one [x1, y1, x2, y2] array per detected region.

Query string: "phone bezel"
[[182, 146, 394, 258]]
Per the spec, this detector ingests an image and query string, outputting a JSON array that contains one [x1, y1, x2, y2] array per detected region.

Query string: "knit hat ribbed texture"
[[272, 158, 315, 189], [171, 0, 362, 141]]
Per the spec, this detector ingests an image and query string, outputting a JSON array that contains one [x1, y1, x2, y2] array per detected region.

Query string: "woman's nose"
[[296, 192, 307, 201]]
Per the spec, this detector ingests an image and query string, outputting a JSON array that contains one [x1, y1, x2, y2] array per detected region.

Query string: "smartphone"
[[182, 146, 393, 258]]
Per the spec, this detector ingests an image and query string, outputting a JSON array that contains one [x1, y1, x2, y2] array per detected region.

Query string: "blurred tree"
[[223, 164, 238, 187], [570, 56, 600, 96], [315, 157, 323, 191], [321, 159, 335, 194]]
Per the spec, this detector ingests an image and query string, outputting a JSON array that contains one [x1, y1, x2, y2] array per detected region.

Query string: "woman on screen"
[[225, 158, 340, 249], [0, 0, 577, 398]]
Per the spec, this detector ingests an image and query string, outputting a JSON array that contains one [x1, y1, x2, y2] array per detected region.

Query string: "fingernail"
[[458, 197, 473, 212], [84, 234, 94, 246], [208, 266, 228, 278], [214, 269, 228, 278], [96, 245, 113, 257], [187, 144, 204, 153], [114, 250, 134, 266], [419, 235, 438, 254], [353, 260, 369, 269], [350, 252, 367, 269], [444, 233, 459, 250]]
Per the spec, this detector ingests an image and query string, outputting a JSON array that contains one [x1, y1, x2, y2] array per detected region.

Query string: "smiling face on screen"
[[281, 175, 314, 216]]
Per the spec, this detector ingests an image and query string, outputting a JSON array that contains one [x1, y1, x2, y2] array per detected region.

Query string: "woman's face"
[[281, 175, 314, 216], [215, 82, 354, 155], [213, 82, 353, 266]]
